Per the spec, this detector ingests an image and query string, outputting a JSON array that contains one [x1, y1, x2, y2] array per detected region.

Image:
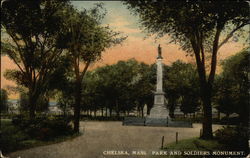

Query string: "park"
[[0, 1, 249, 158]]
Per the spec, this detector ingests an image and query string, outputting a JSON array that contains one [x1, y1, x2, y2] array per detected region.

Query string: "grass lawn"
[[0, 119, 80, 154], [166, 137, 223, 151], [153, 137, 225, 158]]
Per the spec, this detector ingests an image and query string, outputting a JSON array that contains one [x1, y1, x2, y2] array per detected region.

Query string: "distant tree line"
[[2, 49, 248, 127], [55, 49, 248, 127]]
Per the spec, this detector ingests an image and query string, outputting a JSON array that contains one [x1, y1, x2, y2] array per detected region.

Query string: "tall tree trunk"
[[141, 107, 144, 118], [217, 111, 220, 120], [105, 107, 108, 117], [137, 107, 140, 117], [116, 100, 119, 117], [73, 59, 90, 133], [200, 28, 221, 139], [29, 95, 36, 119], [169, 104, 175, 118], [116, 111, 120, 117], [190, 29, 219, 139], [109, 108, 112, 117], [200, 83, 213, 139], [73, 79, 81, 133], [28, 89, 38, 119], [63, 107, 66, 117]]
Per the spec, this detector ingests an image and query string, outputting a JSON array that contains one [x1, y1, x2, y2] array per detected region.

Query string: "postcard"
[[1, 1, 249, 158]]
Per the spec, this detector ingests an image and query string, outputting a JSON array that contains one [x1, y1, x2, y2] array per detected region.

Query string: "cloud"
[[108, 15, 130, 27], [106, 14, 141, 36], [117, 27, 141, 34]]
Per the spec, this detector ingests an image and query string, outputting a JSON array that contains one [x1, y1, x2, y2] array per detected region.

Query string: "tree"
[[57, 91, 74, 117], [125, 1, 249, 139], [214, 76, 237, 118], [81, 71, 103, 116], [19, 92, 29, 112], [19, 91, 49, 113], [93, 65, 119, 117], [215, 49, 249, 125], [1, 0, 69, 118], [133, 62, 155, 117], [113, 59, 140, 116], [96, 59, 140, 117], [164, 60, 200, 117], [0, 89, 8, 113], [58, 4, 126, 132], [81, 59, 154, 118]]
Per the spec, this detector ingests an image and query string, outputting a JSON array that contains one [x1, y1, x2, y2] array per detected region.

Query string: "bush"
[[219, 116, 239, 125], [0, 119, 30, 153], [1, 118, 79, 153], [81, 115, 124, 121], [12, 114, 74, 141], [214, 126, 249, 153]]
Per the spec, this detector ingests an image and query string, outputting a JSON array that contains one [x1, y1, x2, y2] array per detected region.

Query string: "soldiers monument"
[[123, 45, 192, 127], [147, 45, 170, 119], [145, 45, 170, 126]]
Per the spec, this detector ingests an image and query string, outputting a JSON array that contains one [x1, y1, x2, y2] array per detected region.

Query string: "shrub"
[[214, 126, 249, 153], [0, 120, 30, 153], [11, 114, 74, 141], [81, 115, 124, 121], [219, 116, 239, 125], [37, 128, 55, 140]]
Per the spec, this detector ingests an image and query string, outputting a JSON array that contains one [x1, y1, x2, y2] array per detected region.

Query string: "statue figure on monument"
[[157, 44, 163, 59]]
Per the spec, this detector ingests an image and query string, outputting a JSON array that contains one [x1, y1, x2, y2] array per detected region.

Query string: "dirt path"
[[8, 121, 221, 158]]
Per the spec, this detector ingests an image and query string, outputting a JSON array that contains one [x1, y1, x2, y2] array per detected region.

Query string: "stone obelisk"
[[123, 45, 191, 127], [148, 45, 169, 119]]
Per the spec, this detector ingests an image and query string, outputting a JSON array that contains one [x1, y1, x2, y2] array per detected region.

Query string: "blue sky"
[[71, 1, 145, 38]]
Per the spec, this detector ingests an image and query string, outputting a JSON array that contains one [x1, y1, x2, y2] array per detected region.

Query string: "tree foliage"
[[58, 59, 155, 118], [0, 89, 8, 112], [83, 59, 154, 116], [19, 92, 49, 113], [215, 49, 249, 125], [1, 0, 70, 118], [164, 60, 200, 117]]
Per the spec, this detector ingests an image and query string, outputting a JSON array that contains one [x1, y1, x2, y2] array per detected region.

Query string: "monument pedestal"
[[145, 92, 170, 126], [148, 92, 169, 118]]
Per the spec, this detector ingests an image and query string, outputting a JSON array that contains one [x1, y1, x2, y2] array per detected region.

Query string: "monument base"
[[123, 117, 192, 128], [145, 117, 168, 126], [147, 104, 169, 119]]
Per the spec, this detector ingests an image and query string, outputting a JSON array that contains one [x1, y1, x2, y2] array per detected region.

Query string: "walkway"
[[8, 121, 222, 158]]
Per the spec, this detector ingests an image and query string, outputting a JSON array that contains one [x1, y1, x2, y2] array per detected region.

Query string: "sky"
[[1, 1, 247, 99]]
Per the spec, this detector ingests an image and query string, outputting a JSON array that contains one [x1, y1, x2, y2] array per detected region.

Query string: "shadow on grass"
[[0, 119, 81, 154]]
